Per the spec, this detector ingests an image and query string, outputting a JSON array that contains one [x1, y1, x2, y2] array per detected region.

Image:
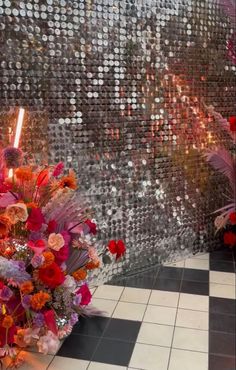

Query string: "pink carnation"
[[76, 284, 92, 306]]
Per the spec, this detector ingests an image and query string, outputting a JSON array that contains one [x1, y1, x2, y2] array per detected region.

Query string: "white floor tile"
[[137, 322, 174, 347], [88, 362, 127, 370], [144, 305, 177, 326], [112, 301, 146, 321], [210, 271, 235, 285], [210, 283, 236, 299], [173, 327, 208, 352], [92, 298, 118, 317], [178, 293, 209, 312], [120, 287, 151, 304], [16, 352, 53, 370], [169, 348, 208, 370], [149, 290, 179, 307], [176, 309, 208, 330], [191, 253, 209, 261], [93, 285, 124, 300], [184, 258, 209, 270], [49, 357, 89, 370], [129, 343, 170, 370]]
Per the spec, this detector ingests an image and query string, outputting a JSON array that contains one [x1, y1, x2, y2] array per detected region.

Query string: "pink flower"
[[53, 244, 69, 264], [26, 208, 45, 232], [28, 239, 46, 255], [76, 284, 92, 306], [52, 162, 64, 177], [37, 331, 60, 355], [44, 310, 57, 335]]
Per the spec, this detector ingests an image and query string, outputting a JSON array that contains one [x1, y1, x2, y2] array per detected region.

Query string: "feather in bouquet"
[[204, 108, 236, 248], [0, 146, 126, 367]]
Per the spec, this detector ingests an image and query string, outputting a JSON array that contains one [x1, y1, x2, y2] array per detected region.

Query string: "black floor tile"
[[153, 277, 181, 292], [103, 318, 141, 342], [210, 250, 234, 262], [92, 338, 135, 366], [181, 280, 209, 295], [209, 331, 236, 357], [209, 354, 236, 370], [209, 312, 236, 334], [158, 266, 183, 280], [72, 316, 110, 337], [57, 334, 99, 360], [183, 268, 209, 282], [210, 297, 236, 316], [210, 260, 235, 273]]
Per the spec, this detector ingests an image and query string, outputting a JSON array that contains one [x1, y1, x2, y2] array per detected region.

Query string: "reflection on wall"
[[0, 0, 235, 282]]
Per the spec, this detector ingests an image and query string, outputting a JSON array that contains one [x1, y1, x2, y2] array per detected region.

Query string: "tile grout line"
[[166, 261, 184, 370]]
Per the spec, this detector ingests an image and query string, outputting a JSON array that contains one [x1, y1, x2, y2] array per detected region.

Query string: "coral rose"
[[48, 233, 65, 251], [38, 262, 65, 288], [0, 215, 11, 237], [5, 202, 28, 224]]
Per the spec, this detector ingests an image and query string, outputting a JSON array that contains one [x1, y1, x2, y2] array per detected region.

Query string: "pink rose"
[[76, 284, 92, 306]]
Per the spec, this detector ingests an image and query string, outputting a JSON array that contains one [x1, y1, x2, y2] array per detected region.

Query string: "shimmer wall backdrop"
[[0, 0, 235, 282]]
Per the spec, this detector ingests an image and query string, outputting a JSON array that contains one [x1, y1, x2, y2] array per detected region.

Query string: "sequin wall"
[[0, 0, 235, 282]]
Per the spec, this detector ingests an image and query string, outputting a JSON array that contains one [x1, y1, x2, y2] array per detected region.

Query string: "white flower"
[[62, 275, 77, 292], [37, 331, 60, 355], [5, 203, 28, 224], [48, 233, 65, 251]]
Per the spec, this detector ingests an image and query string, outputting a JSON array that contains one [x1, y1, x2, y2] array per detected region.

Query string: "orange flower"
[[26, 202, 38, 209], [30, 292, 51, 311], [15, 166, 33, 182], [0, 215, 11, 237], [85, 261, 100, 270], [42, 251, 55, 267], [72, 268, 87, 281], [59, 170, 77, 190], [20, 281, 34, 295], [2, 315, 14, 329]]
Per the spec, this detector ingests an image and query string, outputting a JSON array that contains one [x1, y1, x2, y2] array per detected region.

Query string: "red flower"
[[26, 208, 45, 232], [76, 284, 92, 306], [85, 219, 97, 235], [229, 116, 236, 132], [36, 169, 50, 187], [53, 244, 69, 265], [44, 309, 57, 335], [47, 219, 57, 233], [38, 262, 65, 288], [0, 325, 17, 346], [229, 212, 236, 225], [224, 231, 236, 247], [108, 240, 126, 260]]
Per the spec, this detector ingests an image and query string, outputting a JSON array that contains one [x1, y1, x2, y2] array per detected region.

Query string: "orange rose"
[[2, 315, 14, 328], [20, 281, 34, 295], [5, 203, 28, 224], [73, 268, 87, 281]]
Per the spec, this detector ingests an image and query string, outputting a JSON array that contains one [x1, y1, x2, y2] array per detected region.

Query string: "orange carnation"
[[85, 261, 100, 270], [15, 166, 33, 182], [0, 215, 11, 237], [30, 292, 51, 311], [2, 315, 14, 329], [72, 268, 87, 281], [59, 170, 77, 190], [42, 251, 55, 267], [20, 281, 34, 295]]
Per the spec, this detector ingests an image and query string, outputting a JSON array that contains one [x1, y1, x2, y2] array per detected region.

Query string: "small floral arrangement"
[[0, 147, 126, 367], [205, 108, 236, 248]]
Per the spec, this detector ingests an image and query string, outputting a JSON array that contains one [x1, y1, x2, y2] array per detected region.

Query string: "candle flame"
[[8, 107, 25, 178]]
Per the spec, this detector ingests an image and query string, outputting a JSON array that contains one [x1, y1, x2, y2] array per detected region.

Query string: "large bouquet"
[[205, 109, 236, 248], [0, 147, 126, 367]]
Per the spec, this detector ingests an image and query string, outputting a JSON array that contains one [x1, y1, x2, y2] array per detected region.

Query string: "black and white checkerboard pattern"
[[5, 249, 236, 370]]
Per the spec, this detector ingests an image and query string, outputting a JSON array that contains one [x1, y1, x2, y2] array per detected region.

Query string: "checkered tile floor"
[[5, 248, 236, 370]]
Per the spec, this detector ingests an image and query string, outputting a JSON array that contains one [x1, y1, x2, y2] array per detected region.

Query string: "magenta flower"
[[76, 284, 92, 306], [52, 162, 64, 177]]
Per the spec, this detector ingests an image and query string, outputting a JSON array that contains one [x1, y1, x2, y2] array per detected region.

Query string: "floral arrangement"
[[205, 107, 236, 248], [0, 147, 126, 367]]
